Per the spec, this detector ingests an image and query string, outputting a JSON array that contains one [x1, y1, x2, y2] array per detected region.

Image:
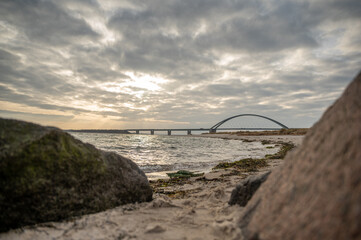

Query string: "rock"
[[145, 224, 166, 233], [237, 72, 361, 239], [204, 171, 224, 180], [147, 197, 179, 208], [228, 171, 271, 206], [0, 118, 153, 232]]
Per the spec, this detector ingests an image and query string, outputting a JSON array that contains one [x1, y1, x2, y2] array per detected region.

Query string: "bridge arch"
[[210, 114, 289, 131]]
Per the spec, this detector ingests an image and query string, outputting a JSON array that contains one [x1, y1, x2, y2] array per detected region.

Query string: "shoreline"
[[145, 133, 304, 180], [1, 134, 304, 240], [196, 133, 304, 146]]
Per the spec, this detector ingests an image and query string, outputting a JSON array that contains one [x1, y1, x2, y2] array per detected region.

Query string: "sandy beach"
[[0, 134, 304, 240]]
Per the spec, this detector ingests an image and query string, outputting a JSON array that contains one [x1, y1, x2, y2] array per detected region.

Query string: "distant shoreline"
[[66, 128, 309, 136], [197, 133, 305, 147], [66, 129, 130, 134], [203, 128, 308, 136]]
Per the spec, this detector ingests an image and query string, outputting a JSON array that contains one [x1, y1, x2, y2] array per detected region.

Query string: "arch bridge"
[[126, 114, 289, 135], [209, 113, 288, 133]]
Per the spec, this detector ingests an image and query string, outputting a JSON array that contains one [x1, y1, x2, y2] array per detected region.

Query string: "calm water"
[[69, 133, 279, 179]]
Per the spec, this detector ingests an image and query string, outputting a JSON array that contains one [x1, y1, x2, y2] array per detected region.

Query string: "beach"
[[0, 134, 304, 240]]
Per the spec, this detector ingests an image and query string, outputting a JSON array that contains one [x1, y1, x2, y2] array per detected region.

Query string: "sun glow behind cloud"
[[124, 72, 169, 91], [98, 72, 168, 95]]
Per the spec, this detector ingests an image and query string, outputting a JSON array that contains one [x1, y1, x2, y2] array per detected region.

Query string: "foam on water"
[[69, 133, 280, 179]]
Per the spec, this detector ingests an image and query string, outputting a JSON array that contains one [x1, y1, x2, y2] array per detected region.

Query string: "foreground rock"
[[0, 118, 152, 232], [0, 135, 303, 240], [237, 72, 361, 239], [229, 171, 270, 206]]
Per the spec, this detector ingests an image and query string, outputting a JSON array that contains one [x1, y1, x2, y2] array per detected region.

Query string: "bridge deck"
[[126, 128, 283, 131], [126, 128, 284, 135]]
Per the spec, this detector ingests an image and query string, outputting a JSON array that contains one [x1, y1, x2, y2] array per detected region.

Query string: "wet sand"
[[0, 134, 304, 240]]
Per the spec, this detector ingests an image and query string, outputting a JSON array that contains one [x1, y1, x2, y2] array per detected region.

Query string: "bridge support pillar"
[[151, 130, 154, 135], [209, 129, 216, 133], [167, 130, 171, 135], [187, 130, 191, 135], [136, 130, 139, 134]]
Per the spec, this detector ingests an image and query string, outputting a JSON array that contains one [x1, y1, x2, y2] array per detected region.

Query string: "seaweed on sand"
[[166, 170, 203, 179], [265, 142, 295, 159], [213, 158, 268, 172], [213, 142, 295, 171]]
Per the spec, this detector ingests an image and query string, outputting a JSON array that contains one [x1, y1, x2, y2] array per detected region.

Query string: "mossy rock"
[[0, 118, 152, 232]]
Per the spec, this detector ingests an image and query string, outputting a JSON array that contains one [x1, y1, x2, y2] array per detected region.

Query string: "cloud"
[[0, 0, 360, 129], [0, 109, 73, 122], [0, 0, 99, 46]]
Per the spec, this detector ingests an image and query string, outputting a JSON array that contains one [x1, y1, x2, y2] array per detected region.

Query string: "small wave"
[[139, 161, 220, 173], [140, 164, 174, 173], [113, 146, 126, 150]]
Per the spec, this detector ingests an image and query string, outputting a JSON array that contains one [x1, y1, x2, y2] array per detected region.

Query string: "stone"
[[228, 171, 271, 206], [145, 224, 166, 233], [204, 171, 224, 180], [0, 118, 153, 232], [237, 72, 361, 239]]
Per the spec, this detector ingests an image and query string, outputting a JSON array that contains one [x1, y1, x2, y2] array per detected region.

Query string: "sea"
[[69, 132, 280, 180]]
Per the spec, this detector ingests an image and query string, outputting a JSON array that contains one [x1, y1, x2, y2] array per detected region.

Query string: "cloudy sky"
[[0, 0, 360, 130]]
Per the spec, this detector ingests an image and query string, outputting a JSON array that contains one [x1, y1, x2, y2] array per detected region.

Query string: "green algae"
[[166, 170, 204, 179], [265, 142, 295, 159], [213, 158, 268, 172], [150, 178, 189, 191], [261, 140, 272, 145], [213, 142, 295, 171], [1, 130, 106, 195], [0, 128, 108, 231]]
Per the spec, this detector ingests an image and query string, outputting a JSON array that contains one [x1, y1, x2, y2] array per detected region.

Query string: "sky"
[[0, 0, 360, 130]]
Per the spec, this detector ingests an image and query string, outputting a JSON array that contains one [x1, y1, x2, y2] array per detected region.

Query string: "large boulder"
[[237, 72, 361, 240], [229, 171, 270, 206], [0, 119, 152, 232]]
